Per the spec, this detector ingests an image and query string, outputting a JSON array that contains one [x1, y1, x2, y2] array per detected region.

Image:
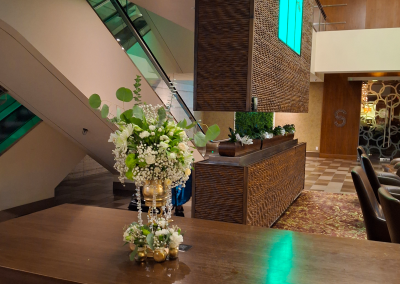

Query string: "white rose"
[[178, 142, 188, 152], [158, 219, 167, 228], [168, 131, 174, 137], [159, 142, 169, 149], [151, 132, 155, 136], [179, 131, 187, 138], [149, 125, 156, 131], [160, 135, 169, 141], [169, 232, 183, 248], [169, 153, 177, 159], [158, 128, 163, 132], [145, 154, 155, 164], [155, 229, 169, 236], [139, 131, 150, 138]]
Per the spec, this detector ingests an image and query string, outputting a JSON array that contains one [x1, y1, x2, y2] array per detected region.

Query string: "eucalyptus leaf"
[[132, 105, 144, 119], [122, 109, 133, 119], [130, 117, 143, 128], [116, 87, 133, 102], [129, 246, 138, 261], [89, 94, 101, 109], [205, 124, 220, 141], [157, 108, 166, 126], [146, 233, 154, 251], [101, 104, 109, 118], [186, 122, 197, 129], [194, 132, 207, 147]]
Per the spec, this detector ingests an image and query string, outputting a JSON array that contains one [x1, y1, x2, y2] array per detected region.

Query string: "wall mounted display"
[[359, 81, 400, 159], [194, 0, 313, 113]]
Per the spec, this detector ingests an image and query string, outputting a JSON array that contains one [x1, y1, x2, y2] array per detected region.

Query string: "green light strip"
[[0, 116, 41, 154]]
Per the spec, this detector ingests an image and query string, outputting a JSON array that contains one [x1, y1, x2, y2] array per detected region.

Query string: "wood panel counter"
[[1, 204, 400, 284], [193, 141, 306, 227]]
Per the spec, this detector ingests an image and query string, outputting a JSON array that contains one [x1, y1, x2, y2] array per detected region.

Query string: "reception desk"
[[193, 140, 306, 227]]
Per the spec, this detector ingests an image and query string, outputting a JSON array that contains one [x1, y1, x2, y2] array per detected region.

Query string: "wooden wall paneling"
[[320, 74, 362, 159], [365, 0, 400, 29], [319, 0, 366, 31]]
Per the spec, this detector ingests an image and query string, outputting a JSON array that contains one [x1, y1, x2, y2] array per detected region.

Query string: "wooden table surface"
[[0, 204, 400, 284]]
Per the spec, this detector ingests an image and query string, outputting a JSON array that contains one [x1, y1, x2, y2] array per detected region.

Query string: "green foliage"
[[116, 87, 133, 102], [146, 233, 154, 250], [228, 127, 237, 142], [235, 112, 273, 138], [273, 126, 283, 136], [157, 107, 166, 126], [133, 75, 142, 105], [283, 124, 295, 134], [194, 124, 220, 147], [101, 104, 109, 118], [89, 94, 101, 108], [132, 105, 144, 119]]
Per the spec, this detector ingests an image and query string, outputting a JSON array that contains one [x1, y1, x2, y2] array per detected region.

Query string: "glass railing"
[[87, 0, 202, 139], [0, 92, 41, 154]]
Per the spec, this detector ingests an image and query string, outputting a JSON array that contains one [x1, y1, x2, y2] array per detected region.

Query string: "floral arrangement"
[[283, 124, 296, 134], [89, 75, 219, 261], [123, 218, 183, 261]]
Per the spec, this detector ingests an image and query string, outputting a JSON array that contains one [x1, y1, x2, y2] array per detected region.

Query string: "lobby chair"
[[378, 187, 400, 244], [360, 154, 400, 201], [351, 167, 391, 242]]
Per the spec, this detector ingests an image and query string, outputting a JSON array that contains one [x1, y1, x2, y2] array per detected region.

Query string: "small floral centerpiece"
[[89, 75, 219, 262], [283, 124, 296, 135]]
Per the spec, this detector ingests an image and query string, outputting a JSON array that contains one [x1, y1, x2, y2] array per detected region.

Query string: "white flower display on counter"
[[235, 133, 253, 146]]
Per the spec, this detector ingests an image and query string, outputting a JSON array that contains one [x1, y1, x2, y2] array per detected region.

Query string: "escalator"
[[87, 0, 201, 138], [0, 88, 41, 154]]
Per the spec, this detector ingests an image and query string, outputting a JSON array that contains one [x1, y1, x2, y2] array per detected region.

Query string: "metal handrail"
[[109, 0, 203, 133]]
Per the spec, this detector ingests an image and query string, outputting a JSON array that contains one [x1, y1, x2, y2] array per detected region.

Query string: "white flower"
[[165, 179, 172, 186], [168, 131, 174, 137], [149, 125, 156, 131], [179, 131, 187, 138], [178, 142, 188, 152], [139, 131, 150, 138], [280, 129, 286, 135], [151, 132, 155, 136], [236, 134, 253, 146], [160, 135, 169, 141], [185, 168, 191, 176], [159, 142, 169, 149], [145, 154, 155, 164], [154, 167, 161, 173], [262, 132, 273, 139], [158, 128, 163, 132], [169, 232, 183, 248], [169, 153, 177, 159], [155, 229, 169, 236], [158, 219, 167, 228]]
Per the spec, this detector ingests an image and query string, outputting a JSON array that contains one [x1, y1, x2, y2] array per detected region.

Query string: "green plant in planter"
[[273, 126, 284, 136], [283, 124, 295, 134]]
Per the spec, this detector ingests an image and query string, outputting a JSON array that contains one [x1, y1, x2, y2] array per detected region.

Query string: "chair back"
[[351, 167, 391, 242], [378, 187, 400, 243], [360, 154, 381, 202], [357, 146, 367, 160]]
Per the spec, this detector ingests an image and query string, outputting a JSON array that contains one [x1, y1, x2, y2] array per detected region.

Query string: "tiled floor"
[[305, 157, 382, 193]]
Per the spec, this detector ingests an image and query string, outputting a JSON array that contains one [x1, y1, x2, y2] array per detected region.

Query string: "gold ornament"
[[153, 248, 167, 263], [135, 247, 147, 262], [168, 247, 179, 260]]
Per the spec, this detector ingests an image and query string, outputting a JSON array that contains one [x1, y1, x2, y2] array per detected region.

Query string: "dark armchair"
[[351, 167, 391, 242], [378, 187, 400, 244]]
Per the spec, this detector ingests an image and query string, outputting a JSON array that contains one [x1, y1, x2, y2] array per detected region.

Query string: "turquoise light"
[[278, 0, 303, 55]]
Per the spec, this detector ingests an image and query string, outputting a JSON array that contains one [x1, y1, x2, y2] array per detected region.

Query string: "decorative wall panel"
[[359, 81, 400, 159], [194, 0, 313, 113]]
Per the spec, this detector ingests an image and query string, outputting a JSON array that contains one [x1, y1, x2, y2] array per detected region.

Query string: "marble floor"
[[305, 157, 382, 194]]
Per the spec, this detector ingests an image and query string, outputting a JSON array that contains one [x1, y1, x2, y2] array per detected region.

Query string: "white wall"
[[313, 28, 400, 73], [0, 122, 86, 211]]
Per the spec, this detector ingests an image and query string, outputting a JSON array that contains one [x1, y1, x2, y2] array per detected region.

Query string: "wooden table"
[[1, 204, 400, 284]]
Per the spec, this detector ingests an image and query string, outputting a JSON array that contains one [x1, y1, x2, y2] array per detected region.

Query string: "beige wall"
[[67, 155, 109, 180], [0, 122, 85, 211], [275, 83, 323, 151], [201, 112, 235, 140]]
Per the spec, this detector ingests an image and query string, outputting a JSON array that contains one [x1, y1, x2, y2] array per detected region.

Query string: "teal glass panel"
[[294, 0, 303, 55], [0, 94, 16, 114], [278, 0, 289, 43], [278, 0, 303, 55]]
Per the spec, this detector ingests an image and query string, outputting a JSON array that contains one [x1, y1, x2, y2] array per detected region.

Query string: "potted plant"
[[261, 125, 295, 149], [218, 128, 260, 157]]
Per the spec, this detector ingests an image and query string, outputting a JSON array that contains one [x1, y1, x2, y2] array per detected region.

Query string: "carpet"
[[272, 190, 367, 240]]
